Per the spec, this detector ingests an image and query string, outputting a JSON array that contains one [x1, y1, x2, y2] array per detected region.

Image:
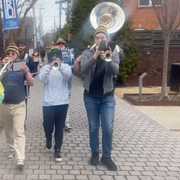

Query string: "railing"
[[139, 72, 147, 101]]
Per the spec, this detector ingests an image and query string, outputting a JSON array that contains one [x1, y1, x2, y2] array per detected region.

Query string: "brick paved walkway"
[[0, 77, 180, 180]]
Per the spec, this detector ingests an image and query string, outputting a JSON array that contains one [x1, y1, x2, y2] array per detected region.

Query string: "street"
[[0, 77, 180, 180]]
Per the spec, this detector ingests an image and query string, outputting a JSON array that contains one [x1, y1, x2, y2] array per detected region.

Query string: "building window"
[[139, 0, 161, 7], [139, 0, 151, 7], [152, 0, 162, 6]]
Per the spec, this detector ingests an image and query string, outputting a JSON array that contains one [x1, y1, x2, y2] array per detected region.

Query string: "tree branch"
[[17, 0, 32, 17], [152, 0, 180, 32], [20, 0, 38, 27]]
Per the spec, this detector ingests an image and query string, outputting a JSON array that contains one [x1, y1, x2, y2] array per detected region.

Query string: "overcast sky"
[[35, 0, 66, 34]]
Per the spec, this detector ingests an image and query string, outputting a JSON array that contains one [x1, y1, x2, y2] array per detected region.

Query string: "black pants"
[[43, 104, 68, 152]]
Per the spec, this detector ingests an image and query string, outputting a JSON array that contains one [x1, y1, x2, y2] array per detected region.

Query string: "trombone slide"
[[0, 61, 11, 77]]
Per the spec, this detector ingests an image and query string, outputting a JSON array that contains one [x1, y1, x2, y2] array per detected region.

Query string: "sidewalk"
[[116, 86, 180, 131], [0, 78, 180, 180], [135, 106, 180, 131]]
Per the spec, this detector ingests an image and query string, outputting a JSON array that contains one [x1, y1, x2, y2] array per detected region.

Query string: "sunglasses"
[[95, 35, 106, 40], [7, 52, 17, 56], [33, 54, 39, 57], [56, 43, 65, 45]]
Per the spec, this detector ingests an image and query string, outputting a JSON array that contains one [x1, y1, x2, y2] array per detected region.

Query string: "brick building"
[[122, 0, 180, 86], [124, 0, 160, 30]]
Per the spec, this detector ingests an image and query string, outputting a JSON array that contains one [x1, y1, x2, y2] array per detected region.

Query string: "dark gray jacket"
[[80, 48, 120, 94]]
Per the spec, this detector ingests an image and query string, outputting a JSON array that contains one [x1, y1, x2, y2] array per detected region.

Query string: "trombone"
[[0, 59, 12, 77]]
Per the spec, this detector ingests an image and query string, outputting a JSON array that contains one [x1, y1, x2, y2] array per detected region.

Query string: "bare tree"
[[152, 0, 180, 98], [17, 0, 39, 30]]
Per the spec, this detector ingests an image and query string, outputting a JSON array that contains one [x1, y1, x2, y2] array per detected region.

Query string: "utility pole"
[[32, 5, 37, 49], [0, 8, 4, 55], [39, 8, 44, 36], [55, 0, 66, 30], [38, 7, 44, 46], [54, 16, 57, 33], [66, 0, 70, 23], [0, 2, 5, 52], [61, 0, 72, 23]]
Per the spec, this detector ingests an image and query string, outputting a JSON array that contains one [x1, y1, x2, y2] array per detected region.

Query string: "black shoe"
[[101, 157, 117, 171], [54, 151, 62, 162], [89, 152, 99, 166], [46, 139, 52, 149], [64, 126, 72, 133]]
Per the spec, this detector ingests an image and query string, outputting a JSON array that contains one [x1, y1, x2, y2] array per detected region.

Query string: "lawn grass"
[[115, 86, 163, 98]]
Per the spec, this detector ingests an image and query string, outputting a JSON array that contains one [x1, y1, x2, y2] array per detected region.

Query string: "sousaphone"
[[90, 2, 126, 34]]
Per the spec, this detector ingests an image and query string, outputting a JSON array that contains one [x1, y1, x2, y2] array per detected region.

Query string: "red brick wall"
[[126, 48, 180, 86], [124, 0, 160, 30], [122, 1, 180, 85]]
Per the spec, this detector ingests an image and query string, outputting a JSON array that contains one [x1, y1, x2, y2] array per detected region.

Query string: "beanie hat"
[[95, 25, 108, 36], [5, 43, 20, 57], [47, 48, 62, 63]]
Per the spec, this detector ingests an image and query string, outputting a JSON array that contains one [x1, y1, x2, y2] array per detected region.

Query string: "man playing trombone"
[[0, 43, 33, 169]]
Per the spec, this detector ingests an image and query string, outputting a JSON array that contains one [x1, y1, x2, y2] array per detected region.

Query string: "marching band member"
[[55, 38, 74, 132], [0, 43, 33, 170], [38, 49, 72, 162], [26, 50, 41, 77], [79, 25, 119, 171]]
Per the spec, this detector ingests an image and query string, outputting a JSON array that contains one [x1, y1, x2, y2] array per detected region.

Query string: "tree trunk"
[[161, 32, 170, 98], [9, 30, 18, 43]]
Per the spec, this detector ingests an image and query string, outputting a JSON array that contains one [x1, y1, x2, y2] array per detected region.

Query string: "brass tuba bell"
[[90, 2, 126, 34]]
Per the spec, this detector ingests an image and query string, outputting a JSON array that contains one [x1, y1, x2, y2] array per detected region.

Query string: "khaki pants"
[[0, 101, 26, 161]]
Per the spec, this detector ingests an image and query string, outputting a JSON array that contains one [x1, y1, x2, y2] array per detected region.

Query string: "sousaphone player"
[[77, 2, 125, 171]]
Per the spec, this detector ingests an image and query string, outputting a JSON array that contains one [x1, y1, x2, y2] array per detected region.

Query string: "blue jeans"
[[84, 94, 115, 158], [43, 105, 68, 152]]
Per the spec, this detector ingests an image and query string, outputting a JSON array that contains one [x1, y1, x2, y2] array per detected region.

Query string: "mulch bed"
[[123, 93, 180, 106]]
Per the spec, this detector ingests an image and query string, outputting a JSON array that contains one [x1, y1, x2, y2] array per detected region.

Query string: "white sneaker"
[[16, 160, 24, 170], [8, 153, 14, 160], [7, 145, 15, 159], [55, 157, 62, 162]]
